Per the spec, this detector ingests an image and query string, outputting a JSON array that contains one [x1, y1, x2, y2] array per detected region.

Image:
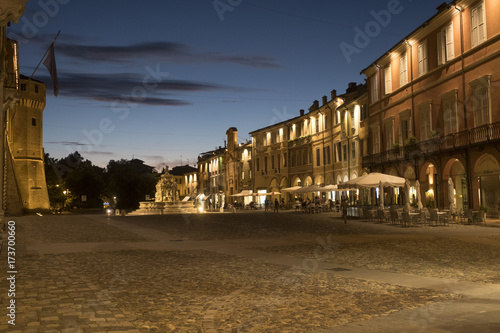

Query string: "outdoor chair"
[[390, 209, 400, 225], [464, 209, 480, 224], [402, 211, 412, 227], [377, 209, 387, 223], [363, 208, 373, 222], [428, 209, 438, 226], [418, 211, 427, 225]]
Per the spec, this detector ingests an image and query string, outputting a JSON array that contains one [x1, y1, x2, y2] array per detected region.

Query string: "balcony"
[[362, 122, 500, 166], [288, 135, 312, 148]]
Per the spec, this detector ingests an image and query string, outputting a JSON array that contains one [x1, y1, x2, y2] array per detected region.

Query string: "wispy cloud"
[[45, 141, 91, 146], [36, 72, 240, 106], [55, 41, 280, 68]]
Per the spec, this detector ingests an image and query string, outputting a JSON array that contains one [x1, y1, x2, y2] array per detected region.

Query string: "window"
[[351, 142, 356, 159], [443, 91, 458, 134], [283, 153, 287, 167], [360, 139, 364, 157], [437, 23, 454, 65], [264, 156, 268, 172], [370, 74, 378, 102], [360, 104, 368, 121], [343, 144, 347, 161], [241, 171, 244, 180], [34, 85, 39, 93], [384, 65, 392, 94], [256, 158, 260, 171], [20, 83, 26, 91], [385, 120, 394, 150], [419, 103, 432, 140], [335, 110, 340, 124], [471, 78, 490, 126], [315, 117, 319, 134], [324, 115, 328, 130], [32, 118, 36, 126], [271, 155, 275, 169], [471, 1, 486, 48], [417, 41, 428, 76], [316, 148, 321, 166], [399, 53, 408, 86], [336, 142, 342, 162], [400, 118, 410, 143], [326, 146, 331, 164]]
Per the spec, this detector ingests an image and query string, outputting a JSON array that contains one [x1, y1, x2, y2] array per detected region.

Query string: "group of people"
[[264, 198, 285, 213], [231, 195, 350, 222]]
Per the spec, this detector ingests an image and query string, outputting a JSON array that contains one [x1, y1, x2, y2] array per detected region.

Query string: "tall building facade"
[[2, 10, 50, 215], [198, 147, 226, 209], [362, 0, 500, 216]]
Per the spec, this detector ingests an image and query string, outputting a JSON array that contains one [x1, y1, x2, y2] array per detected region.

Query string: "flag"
[[43, 43, 58, 96]]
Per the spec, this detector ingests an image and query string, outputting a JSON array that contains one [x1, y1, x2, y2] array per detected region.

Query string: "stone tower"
[[5, 74, 50, 213]]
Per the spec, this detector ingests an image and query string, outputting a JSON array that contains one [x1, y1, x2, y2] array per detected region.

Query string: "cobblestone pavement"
[[1, 212, 500, 332]]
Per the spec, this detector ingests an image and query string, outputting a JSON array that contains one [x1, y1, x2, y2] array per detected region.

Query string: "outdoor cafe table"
[[409, 212, 420, 224], [437, 211, 447, 225]]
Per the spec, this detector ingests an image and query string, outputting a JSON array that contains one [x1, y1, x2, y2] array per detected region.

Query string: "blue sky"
[[9, 0, 444, 169]]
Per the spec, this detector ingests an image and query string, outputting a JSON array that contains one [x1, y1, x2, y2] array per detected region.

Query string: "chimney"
[[300, 109, 304, 116], [347, 82, 357, 93], [322, 95, 328, 106], [331, 89, 337, 100], [309, 100, 319, 112]]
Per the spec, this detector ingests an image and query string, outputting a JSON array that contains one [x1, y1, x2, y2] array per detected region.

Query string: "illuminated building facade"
[[362, 0, 500, 216]]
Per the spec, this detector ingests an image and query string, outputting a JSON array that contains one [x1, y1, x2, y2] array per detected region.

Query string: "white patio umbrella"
[[378, 181, 384, 210], [448, 177, 456, 214], [416, 180, 423, 209], [339, 172, 406, 189], [294, 184, 323, 193], [281, 186, 302, 192]]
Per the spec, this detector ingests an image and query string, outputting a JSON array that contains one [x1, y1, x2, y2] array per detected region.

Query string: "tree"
[[105, 159, 157, 210], [44, 152, 105, 209]]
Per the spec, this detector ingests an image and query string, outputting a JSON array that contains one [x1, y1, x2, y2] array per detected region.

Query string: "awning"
[[230, 190, 253, 197]]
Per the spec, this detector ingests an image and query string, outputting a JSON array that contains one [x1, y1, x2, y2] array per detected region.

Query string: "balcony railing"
[[363, 121, 500, 165]]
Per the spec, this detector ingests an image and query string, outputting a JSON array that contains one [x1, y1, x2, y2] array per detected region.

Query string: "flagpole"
[[28, 29, 61, 82]]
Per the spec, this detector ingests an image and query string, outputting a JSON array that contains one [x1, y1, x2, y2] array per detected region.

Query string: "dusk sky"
[[9, 0, 444, 170]]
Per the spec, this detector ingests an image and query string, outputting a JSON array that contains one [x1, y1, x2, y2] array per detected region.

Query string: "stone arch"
[[303, 175, 313, 186], [403, 165, 416, 181], [474, 153, 500, 217], [279, 176, 288, 189], [336, 175, 342, 184], [314, 175, 324, 185], [325, 173, 334, 185], [442, 158, 467, 212], [350, 170, 358, 179], [387, 166, 399, 176], [419, 161, 439, 209], [292, 176, 302, 186], [269, 177, 280, 192]]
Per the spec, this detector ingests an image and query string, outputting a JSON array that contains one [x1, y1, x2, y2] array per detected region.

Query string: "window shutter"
[[446, 24, 454, 60], [437, 32, 443, 65]]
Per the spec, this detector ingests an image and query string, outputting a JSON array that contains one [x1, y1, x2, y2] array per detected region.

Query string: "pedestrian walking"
[[265, 198, 270, 211], [274, 198, 279, 213], [341, 197, 348, 223]]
